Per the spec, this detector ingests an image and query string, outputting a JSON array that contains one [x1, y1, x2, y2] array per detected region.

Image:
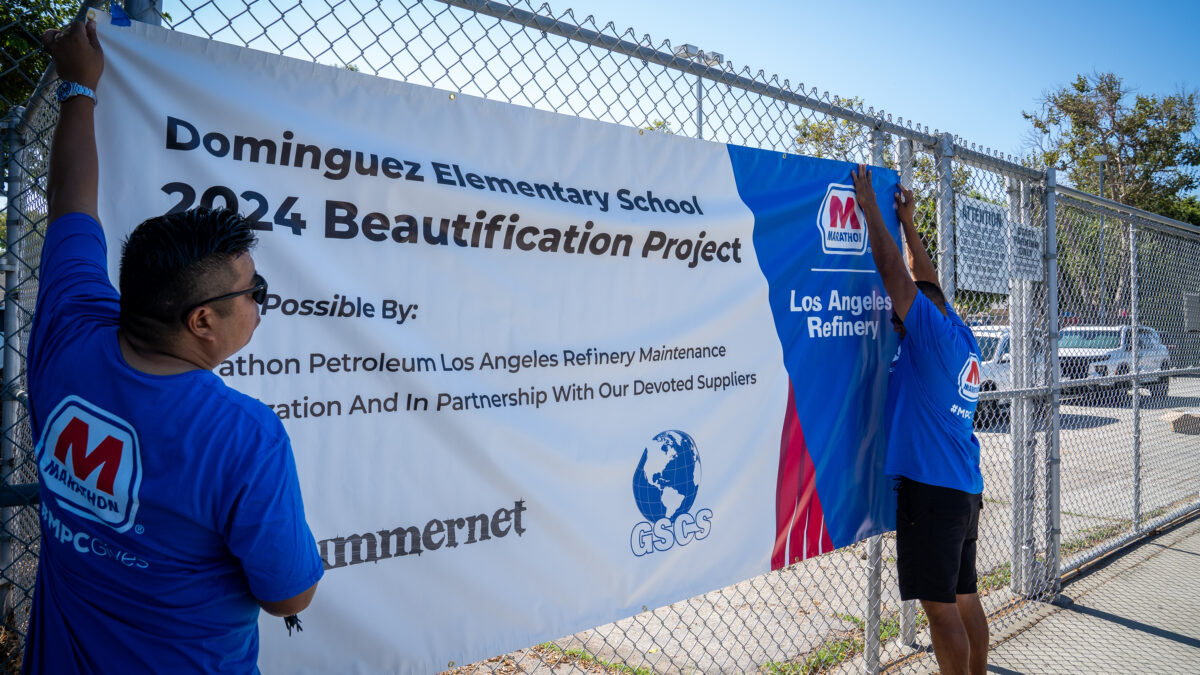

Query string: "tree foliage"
[[1, 0, 80, 110], [793, 100, 975, 272], [1026, 73, 1200, 328], [1024, 72, 1200, 225]]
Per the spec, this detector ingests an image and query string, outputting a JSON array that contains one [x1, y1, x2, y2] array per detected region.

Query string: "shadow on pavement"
[[1063, 603, 1200, 649]]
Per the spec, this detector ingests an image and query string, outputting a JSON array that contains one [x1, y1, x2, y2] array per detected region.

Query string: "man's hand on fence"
[[850, 164, 881, 216], [895, 186, 915, 226], [43, 19, 104, 91]]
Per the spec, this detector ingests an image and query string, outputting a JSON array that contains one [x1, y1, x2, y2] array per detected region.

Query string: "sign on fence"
[[955, 194, 1043, 294], [91, 16, 901, 673], [1010, 220, 1044, 282]]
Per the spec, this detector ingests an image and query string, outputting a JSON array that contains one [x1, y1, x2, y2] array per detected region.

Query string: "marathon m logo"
[[36, 396, 142, 532], [958, 354, 981, 402], [817, 184, 868, 255]]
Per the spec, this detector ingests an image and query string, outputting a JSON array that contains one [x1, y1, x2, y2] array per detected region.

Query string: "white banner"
[[89, 14, 901, 674]]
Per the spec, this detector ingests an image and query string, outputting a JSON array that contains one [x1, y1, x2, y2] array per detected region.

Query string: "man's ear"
[[183, 305, 220, 343]]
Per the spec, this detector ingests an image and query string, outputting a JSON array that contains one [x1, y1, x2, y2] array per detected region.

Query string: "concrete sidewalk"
[[987, 513, 1200, 675]]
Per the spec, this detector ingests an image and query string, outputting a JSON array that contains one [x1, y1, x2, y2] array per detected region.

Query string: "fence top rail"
[[1056, 185, 1200, 238], [13, 0, 1045, 182], [440, 0, 1044, 181]]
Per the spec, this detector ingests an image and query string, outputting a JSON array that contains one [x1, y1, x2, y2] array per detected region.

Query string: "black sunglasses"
[[180, 272, 268, 322]]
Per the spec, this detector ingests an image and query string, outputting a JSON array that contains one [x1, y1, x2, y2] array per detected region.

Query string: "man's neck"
[[118, 330, 210, 375]]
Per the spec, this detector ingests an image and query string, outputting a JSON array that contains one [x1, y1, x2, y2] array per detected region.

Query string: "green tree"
[[1, 0, 80, 110], [794, 98, 887, 166], [1025, 73, 1200, 323], [794, 102, 974, 276], [1024, 72, 1200, 222]]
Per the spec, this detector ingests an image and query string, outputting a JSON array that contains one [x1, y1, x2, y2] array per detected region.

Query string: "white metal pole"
[[1006, 176, 1031, 595], [935, 133, 956, 301], [1045, 169, 1063, 588], [862, 128, 889, 674], [1129, 219, 1142, 532], [893, 136, 918, 647]]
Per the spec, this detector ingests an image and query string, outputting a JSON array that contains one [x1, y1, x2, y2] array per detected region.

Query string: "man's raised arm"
[[894, 186, 939, 286], [850, 164, 917, 320], [43, 19, 103, 224]]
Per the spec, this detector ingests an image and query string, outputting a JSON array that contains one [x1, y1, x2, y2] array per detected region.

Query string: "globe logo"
[[632, 430, 702, 522]]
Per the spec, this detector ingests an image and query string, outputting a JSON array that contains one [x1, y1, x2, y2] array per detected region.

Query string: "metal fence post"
[[1128, 219, 1141, 533], [1044, 170, 1062, 588], [1006, 176, 1034, 596], [863, 127, 887, 674], [893, 135, 918, 647], [935, 133, 956, 299], [1020, 179, 1039, 593], [694, 76, 704, 140], [1, 106, 26, 623], [123, 0, 164, 25]]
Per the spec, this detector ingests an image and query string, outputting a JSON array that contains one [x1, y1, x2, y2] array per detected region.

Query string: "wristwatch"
[[55, 81, 97, 105]]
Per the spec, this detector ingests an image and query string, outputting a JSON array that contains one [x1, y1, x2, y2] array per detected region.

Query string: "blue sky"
[[549, 0, 1200, 160]]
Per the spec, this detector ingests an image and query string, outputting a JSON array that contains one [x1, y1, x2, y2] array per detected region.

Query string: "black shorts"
[[895, 477, 983, 603]]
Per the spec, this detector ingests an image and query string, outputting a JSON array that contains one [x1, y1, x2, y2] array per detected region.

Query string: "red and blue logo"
[[817, 184, 868, 256], [36, 396, 142, 533], [958, 354, 982, 401]]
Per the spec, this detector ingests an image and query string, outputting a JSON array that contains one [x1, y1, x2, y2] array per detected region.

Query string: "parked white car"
[[970, 326, 1046, 425], [1058, 325, 1171, 395], [973, 327, 1045, 390]]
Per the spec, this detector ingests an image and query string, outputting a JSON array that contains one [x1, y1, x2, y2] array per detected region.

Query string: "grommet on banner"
[[638, 129, 644, 135], [448, 93, 456, 101], [447, 661, 455, 667], [87, 9, 97, 21]]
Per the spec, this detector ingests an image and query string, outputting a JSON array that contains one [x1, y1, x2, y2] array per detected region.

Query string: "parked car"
[[970, 326, 1046, 426], [1058, 325, 1171, 395]]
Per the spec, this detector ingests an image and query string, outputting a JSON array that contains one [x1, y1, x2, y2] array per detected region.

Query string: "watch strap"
[[56, 81, 97, 105]]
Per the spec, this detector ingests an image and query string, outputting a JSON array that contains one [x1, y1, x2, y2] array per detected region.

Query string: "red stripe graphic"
[[772, 380, 833, 570]]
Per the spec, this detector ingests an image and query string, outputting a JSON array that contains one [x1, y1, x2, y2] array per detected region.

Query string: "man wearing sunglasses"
[[24, 20, 321, 674], [851, 165, 986, 675]]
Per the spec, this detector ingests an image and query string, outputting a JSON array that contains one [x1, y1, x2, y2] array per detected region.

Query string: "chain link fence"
[[1, 1, 1198, 672]]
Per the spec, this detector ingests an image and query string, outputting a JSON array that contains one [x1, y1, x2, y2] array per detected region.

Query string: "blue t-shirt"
[[884, 292, 983, 494], [23, 213, 323, 674]]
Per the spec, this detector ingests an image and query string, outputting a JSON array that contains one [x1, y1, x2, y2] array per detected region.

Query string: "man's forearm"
[[47, 96, 99, 223], [850, 165, 917, 319], [901, 216, 938, 285], [43, 19, 103, 224], [865, 203, 909, 286]]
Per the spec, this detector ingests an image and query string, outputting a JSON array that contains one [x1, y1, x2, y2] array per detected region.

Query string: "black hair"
[[914, 280, 948, 316], [118, 207, 257, 344]]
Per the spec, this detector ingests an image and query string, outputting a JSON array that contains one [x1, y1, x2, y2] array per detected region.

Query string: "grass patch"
[[762, 630, 862, 674], [535, 642, 652, 675], [761, 611, 927, 674], [978, 561, 1013, 592], [1144, 506, 1169, 521], [1060, 505, 1178, 557], [1062, 521, 1131, 557]]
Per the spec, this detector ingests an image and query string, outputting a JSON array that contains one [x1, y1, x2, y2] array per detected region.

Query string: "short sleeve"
[[30, 214, 120, 370], [902, 293, 956, 369], [223, 430, 324, 603]]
